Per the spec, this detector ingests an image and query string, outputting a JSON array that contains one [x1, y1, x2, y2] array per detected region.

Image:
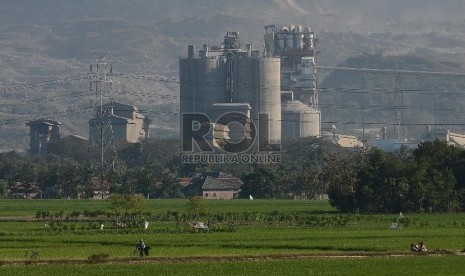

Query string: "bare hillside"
[[1, 0, 465, 151]]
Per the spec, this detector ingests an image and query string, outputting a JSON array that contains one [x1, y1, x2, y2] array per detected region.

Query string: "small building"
[[447, 132, 465, 148], [334, 134, 363, 148], [26, 119, 61, 155], [202, 176, 242, 200]]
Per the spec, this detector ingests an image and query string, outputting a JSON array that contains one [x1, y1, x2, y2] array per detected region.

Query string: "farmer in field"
[[410, 243, 420, 252], [411, 241, 427, 252], [138, 239, 146, 250], [419, 241, 427, 252], [137, 239, 150, 257]]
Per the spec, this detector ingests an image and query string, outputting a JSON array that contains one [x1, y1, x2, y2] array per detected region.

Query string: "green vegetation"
[[1, 199, 465, 275], [326, 140, 465, 213], [3, 138, 465, 214], [0, 199, 332, 217], [2, 256, 465, 276]]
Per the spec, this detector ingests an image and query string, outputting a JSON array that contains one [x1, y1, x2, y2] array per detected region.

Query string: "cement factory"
[[180, 25, 321, 152], [23, 23, 465, 156]]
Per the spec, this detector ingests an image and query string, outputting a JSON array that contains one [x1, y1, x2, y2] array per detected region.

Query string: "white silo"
[[281, 94, 321, 139]]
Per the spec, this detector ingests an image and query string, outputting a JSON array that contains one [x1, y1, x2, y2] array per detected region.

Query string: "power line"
[[3, 67, 465, 132], [315, 65, 465, 77], [0, 74, 93, 93]]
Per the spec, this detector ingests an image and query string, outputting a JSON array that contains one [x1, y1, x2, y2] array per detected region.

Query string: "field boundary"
[[1, 251, 462, 267]]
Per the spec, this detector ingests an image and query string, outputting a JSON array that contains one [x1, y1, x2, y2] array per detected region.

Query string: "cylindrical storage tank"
[[180, 55, 227, 141], [286, 34, 294, 49], [307, 32, 314, 48], [180, 56, 201, 142], [233, 56, 256, 107], [234, 56, 281, 146], [179, 57, 197, 115], [297, 34, 305, 49], [277, 34, 285, 50], [281, 100, 321, 139], [258, 58, 281, 144], [194, 57, 226, 114]]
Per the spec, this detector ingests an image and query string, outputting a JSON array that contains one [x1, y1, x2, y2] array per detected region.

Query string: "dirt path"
[[2, 251, 459, 267]]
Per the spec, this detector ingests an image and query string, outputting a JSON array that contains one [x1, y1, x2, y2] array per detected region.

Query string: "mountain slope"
[[1, 1, 465, 151]]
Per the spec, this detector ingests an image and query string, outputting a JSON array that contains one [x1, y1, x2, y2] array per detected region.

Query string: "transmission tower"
[[393, 74, 406, 140], [89, 56, 118, 198]]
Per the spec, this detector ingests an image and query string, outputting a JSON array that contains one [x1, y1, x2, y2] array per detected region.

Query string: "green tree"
[[413, 141, 461, 212], [36, 167, 59, 199], [186, 196, 208, 218], [0, 179, 7, 197], [323, 152, 363, 213], [356, 149, 410, 212], [239, 166, 282, 199], [109, 194, 147, 227], [287, 164, 324, 199], [156, 170, 183, 198]]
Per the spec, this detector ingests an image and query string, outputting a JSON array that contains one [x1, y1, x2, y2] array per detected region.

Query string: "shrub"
[[36, 210, 51, 219], [69, 211, 81, 218]]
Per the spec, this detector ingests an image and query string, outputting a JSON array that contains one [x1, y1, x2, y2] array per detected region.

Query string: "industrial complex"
[[24, 24, 465, 156], [179, 25, 321, 152]]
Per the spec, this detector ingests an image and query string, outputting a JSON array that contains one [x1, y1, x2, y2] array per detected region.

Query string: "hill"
[[320, 53, 465, 139], [1, 0, 465, 151]]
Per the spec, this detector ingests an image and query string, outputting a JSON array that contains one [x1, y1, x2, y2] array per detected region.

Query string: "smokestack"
[[188, 44, 195, 59]]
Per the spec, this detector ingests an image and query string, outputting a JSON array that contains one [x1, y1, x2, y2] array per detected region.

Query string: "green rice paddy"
[[0, 199, 464, 275]]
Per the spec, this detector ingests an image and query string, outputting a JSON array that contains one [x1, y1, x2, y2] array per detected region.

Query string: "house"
[[202, 176, 242, 200]]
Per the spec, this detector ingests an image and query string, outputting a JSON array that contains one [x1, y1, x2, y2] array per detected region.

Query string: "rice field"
[[0, 199, 464, 275]]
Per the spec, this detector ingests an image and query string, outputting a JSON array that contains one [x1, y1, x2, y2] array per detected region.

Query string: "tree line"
[[1, 137, 465, 213]]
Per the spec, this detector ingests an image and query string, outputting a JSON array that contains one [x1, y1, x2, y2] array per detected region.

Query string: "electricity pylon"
[[393, 74, 406, 140], [89, 56, 118, 198]]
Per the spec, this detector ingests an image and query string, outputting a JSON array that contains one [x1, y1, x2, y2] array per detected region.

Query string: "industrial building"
[[180, 31, 281, 151], [26, 119, 61, 155], [88, 101, 149, 144], [180, 26, 321, 152], [264, 24, 321, 138]]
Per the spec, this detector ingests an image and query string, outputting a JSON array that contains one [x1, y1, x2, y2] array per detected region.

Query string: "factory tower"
[[264, 25, 321, 139], [180, 32, 281, 152]]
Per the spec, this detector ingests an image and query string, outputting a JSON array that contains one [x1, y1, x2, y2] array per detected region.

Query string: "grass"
[[1, 199, 465, 275], [1, 256, 464, 276], [1, 224, 464, 260], [0, 199, 335, 217]]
